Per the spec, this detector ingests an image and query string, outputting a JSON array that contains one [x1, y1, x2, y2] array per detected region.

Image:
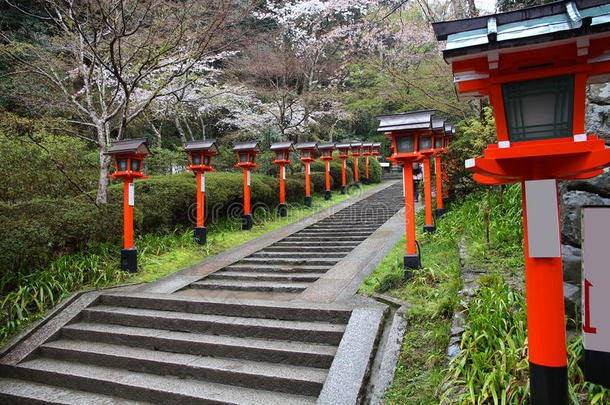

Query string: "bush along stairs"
[[0, 182, 407, 404]]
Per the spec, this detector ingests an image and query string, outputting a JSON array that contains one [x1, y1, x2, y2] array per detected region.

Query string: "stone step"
[[224, 264, 331, 273], [209, 271, 324, 282], [98, 293, 351, 323], [61, 323, 337, 368], [190, 279, 311, 293], [263, 246, 353, 253], [295, 230, 372, 236], [306, 226, 379, 231], [272, 241, 359, 248], [6, 359, 317, 405], [39, 340, 327, 396], [81, 306, 346, 344], [250, 251, 346, 259], [238, 257, 341, 266], [282, 235, 366, 242], [0, 377, 149, 405]]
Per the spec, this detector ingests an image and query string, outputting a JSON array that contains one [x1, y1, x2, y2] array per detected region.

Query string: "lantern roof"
[[336, 142, 351, 149], [270, 141, 294, 151], [432, 118, 447, 131], [350, 142, 363, 147], [362, 142, 374, 147], [376, 110, 435, 132], [432, 0, 610, 61], [373, 142, 382, 147], [233, 141, 260, 153], [444, 123, 455, 134], [295, 142, 318, 150], [318, 142, 336, 150], [105, 137, 150, 155], [184, 139, 218, 153]]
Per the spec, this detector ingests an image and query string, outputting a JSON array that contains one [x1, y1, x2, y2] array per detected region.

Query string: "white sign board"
[[201, 172, 205, 192], [128, 182, 134, 206], [307, 164, 310, 175], [582, 207, 610, 353], [282, 167, 286, 180], [524, 179, 561, 258], [247, 170, 251, 186], [402, 168, 405, 197]]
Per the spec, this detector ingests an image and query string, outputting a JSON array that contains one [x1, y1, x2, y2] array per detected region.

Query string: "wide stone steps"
[[0, 378, 151, 405], [250, 251, 347, 259], [5, 359, 317, 405], [190, 279, 312, 293], [271, 241, 360, 248], [80, 305, 346, 344], [60, 323, 337, 368], [38, 340, 328, 396], [238, 257, 341, 266], [208, 271, 324, 282], [224, 264, 331, 273], [281, 235, 367, 242], [262, 245, 353, 253]]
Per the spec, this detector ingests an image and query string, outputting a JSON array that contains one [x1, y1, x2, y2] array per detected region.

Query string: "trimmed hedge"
[[305, 159, 355, 188], [0, 171, 307, 274]]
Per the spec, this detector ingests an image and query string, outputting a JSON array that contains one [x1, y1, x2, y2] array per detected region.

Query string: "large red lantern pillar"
[[233, 141, 260, 230], [336, 143, 350, 194], [296, 142, 318, 207], [106, 138, 150, 273], [377, 110, 435, 274], [434, 3, 610, 402], [270, 142, 294, 216], [416, 120, 440, 233], [185, 139, 217, 244], [362, 142, 374, 184], [318, 143, 336, 200]]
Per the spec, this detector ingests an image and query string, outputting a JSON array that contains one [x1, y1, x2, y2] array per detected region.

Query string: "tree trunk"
[[96, 146, 111, 204], [175, 116, 187, 145]]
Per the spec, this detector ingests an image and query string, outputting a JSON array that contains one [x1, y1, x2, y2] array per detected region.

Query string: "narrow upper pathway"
[[0, 181, 409, 405]]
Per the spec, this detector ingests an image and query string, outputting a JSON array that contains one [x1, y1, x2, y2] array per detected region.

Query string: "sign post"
[[318, 143, 336, 200], [185, 139, 217, 244], [336, 143, 350, 194], [582, 206, 610, 389], [233, 141, 260, 230], [106, 138, 150, 273], [377, 110, 436, 274]]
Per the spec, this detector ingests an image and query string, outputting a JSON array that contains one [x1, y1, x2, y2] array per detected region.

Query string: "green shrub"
[[0, 171, 307, 276], [307, 159, 354, 188], [288, 172, 330, 194]]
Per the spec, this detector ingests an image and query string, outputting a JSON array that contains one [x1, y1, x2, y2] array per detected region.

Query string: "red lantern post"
[[377, 110, 435, 274], [372, 142, 381, 160], [106, 138, 150, 273], [185, 139, 217, 244], [336, 143, 351, 194], [416, 119, 441, 233], [434, 3, 610, 402], [431, 118, 447, 218], [233, 141, 260, 230], [318, 143, 336, 200], [296, 142, 318, 207], [270, 142, 294, 216], [362, 142, 374, 184], [350, 142, 362, 187]]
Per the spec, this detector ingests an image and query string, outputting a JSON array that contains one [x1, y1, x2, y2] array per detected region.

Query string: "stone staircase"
[[0, 183, 403, 404], [1, 293, 363, 404], [181, 184, 404, 298]]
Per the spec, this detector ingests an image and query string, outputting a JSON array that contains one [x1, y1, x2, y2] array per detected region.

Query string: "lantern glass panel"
[[323, 150, 329, 157], [283, 152, 289, 160], [239, 153, 248, 163], [419, 136, 432, 151], [352, 147, 358, 154], [275, 152, 281, 161], [117, 158, 128, 171], [502, 74, 574, 142], [130, 158, 141, 172], [249, 153, 255, 163], [435, 136, 443, 149], [192, 154, 202, 166], [204, 155, 210, 166], [395, 136, 415, 153]]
